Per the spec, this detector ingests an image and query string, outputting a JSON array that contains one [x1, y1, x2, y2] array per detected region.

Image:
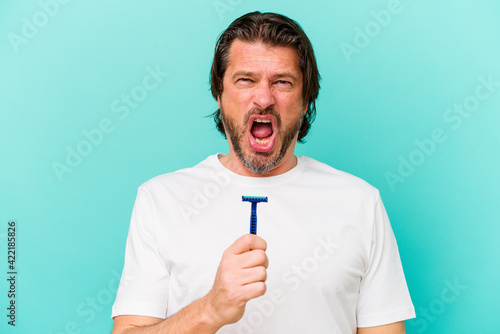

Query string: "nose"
[[253, 81, 275, 110]]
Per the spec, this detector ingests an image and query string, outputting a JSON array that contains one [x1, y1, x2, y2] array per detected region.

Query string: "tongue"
[[251, 122, 273, 139]]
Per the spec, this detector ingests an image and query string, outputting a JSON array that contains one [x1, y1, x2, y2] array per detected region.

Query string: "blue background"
[[1, 0, 499, 333]]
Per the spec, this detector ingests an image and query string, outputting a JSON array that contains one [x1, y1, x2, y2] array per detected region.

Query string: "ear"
[[217, 95, 221, 108]]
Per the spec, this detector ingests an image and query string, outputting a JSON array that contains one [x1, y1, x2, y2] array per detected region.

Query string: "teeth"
[[254, 118, 271, 123], [255, 137, 270, 145]]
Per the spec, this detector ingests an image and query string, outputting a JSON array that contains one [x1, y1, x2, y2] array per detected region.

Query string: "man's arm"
[[111, 296, 219, 334], [357, 321, 405, 334], [112, 234, 268, 334]]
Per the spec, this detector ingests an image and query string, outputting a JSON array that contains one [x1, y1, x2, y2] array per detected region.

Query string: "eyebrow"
[[231, 70, 299, 82]]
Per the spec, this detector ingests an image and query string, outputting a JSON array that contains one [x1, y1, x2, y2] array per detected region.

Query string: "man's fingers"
[[241, 266, 267, 285], [236, 249, 268, 269], [227, 234, 267, 255], [207, 235, 269, 325], [220, 266, 266, 288], [240, 281, 267, 301]]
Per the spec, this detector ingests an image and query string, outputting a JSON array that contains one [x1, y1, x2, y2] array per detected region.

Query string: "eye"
[[276, 80, 291, 85], [237, 78, 253, 83]]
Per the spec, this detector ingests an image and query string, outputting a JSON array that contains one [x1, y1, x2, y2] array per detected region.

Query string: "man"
[[111, 11, 415, 333]]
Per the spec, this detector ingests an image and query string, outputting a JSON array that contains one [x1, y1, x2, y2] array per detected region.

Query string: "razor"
[[242, 196, 268, 235]]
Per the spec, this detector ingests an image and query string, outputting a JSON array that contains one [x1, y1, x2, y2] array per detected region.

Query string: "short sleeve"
[[356, 193, 415, 327], [111, 187, 170, 319]]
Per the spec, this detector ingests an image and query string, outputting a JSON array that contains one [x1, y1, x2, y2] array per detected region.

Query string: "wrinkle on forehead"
[[226, 39, 301, 79]]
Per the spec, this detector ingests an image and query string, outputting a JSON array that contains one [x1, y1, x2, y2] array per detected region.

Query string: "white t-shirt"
[[112, 154, 415, 333]]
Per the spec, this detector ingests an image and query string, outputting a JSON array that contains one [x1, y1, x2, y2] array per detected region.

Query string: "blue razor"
[[242, 196, 268, 235]]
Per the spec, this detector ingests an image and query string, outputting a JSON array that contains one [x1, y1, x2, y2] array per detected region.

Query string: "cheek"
[[220, 95, 246, 128], [222, 86, 248, 107], [222, 93, 255, 126], [277, 94, 305, 118]]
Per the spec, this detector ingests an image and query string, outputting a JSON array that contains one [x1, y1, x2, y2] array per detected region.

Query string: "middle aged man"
[[111, 11, 415, 334]]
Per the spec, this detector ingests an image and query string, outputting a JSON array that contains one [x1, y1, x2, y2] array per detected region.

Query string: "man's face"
[[218, 39, 306, 175]]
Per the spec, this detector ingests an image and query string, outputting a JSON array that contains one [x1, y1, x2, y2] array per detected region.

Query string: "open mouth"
[[248, 115, 276, 152]]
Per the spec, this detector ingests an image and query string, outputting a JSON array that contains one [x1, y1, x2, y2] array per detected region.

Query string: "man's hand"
[[204, 234, 269, 327]]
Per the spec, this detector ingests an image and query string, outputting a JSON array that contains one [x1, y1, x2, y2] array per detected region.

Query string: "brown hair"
[[210, 11, 321, 142]]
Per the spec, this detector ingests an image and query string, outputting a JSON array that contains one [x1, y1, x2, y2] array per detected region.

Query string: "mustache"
[[244, 107, 282, 128]]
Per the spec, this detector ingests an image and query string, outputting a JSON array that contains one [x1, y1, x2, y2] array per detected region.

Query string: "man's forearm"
[[116, 296, 222, 334]]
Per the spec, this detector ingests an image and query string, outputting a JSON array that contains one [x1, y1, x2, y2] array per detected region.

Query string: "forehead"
[[225, 39, 301, 76]]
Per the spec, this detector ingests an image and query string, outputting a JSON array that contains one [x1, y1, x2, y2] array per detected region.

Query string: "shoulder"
[[137, 155, 219, 195], [299, 156, 380, 200]]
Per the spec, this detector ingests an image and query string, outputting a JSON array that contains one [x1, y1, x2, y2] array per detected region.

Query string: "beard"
[[221, 105, 302, 175]]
